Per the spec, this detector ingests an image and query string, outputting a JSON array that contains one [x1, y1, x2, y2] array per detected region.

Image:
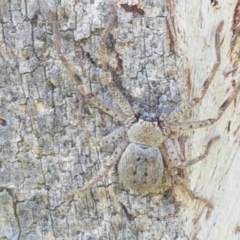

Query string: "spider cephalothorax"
[[127, 117, 164, 147], [48, 3, 240, 201]]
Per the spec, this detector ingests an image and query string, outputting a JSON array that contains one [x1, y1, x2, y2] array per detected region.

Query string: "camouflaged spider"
[[48, 4, 240, 201]]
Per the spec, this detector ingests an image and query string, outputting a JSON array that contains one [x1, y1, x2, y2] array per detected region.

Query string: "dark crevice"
[[211, 0, 218, 7], [120, 4, 145, 16], [0, 118, 7, 126], [7, 189, 22, 240], [86, 52, 98, 67], [119, 202, 135, 221]]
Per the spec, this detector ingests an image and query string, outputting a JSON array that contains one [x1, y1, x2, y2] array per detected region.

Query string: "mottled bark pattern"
[[0, 0, 240, 240]]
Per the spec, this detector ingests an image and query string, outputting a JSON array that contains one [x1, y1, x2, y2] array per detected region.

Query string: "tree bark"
[[172, 1, 240, 239], [0, 0, 240, 239]]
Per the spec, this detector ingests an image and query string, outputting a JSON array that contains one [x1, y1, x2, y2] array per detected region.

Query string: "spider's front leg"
[[169, 81, 240, 131], [47, 10, 127, 122], [65, 140, 129, 201], [98, 3, 136, 121], [162, 21, 224, 121]]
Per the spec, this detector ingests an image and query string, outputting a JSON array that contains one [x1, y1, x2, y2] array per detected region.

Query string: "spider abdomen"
[[118, 143, 164, 194]]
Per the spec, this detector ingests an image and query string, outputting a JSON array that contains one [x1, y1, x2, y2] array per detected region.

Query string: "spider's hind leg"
[[163, 136, 220, 170], [64, 96, 127, 201], [64, 140, 129, 201], [173, 184, 214, 210], [178, 136, 220, 167], [162, 137, 220, 208]]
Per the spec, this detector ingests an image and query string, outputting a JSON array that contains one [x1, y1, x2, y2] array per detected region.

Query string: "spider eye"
[[140, 112, 158, 122], [150, 116, 158, 122], [140, 112, 148, 120]]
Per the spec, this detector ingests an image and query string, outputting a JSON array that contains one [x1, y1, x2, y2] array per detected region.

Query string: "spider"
[[48, 4, 240, 201]]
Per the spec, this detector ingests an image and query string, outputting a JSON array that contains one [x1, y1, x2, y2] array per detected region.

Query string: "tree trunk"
[[0, 0, 240, 239]]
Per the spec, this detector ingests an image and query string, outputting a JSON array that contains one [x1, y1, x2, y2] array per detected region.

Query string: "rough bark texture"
[[0, 0, 240, 239]]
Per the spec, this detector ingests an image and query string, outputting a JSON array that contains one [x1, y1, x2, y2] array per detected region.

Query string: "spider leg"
[[75, 94, 126, 147], [164, 136, 220, 168], [98, 3, 136, 120], [178, 136, 220, 167], [80, 117, 126, 147], [77, 97, 126, 147], [91, 127, 126, 147], [162, 138, 217, 208], [64, 140, 129, 201], [161, 139, 181, 171], [161, 21, 223, 121], [169, 81, 240, 131], [174, 185, 214, 209], [48, 10, 126, 122]]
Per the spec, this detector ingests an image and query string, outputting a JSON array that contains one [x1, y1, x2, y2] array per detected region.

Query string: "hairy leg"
[[178, 136, 220, 167], [161, 21, 224, 121], [76, 96, 126, 147], [64, 140, 129, 201], [163, 136, 220, 168], [48, 10, 127, 122], [169, 81, 240, 131], [99, 3, 136, 119], [91, 127, 126, 147], [162, 137, 219, 208]]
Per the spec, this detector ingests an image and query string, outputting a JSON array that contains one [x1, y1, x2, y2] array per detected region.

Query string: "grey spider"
[[48, 4, 240, 201]]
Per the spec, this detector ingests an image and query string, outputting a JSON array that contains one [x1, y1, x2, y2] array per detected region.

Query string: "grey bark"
[[0, 0, 240, 240]]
